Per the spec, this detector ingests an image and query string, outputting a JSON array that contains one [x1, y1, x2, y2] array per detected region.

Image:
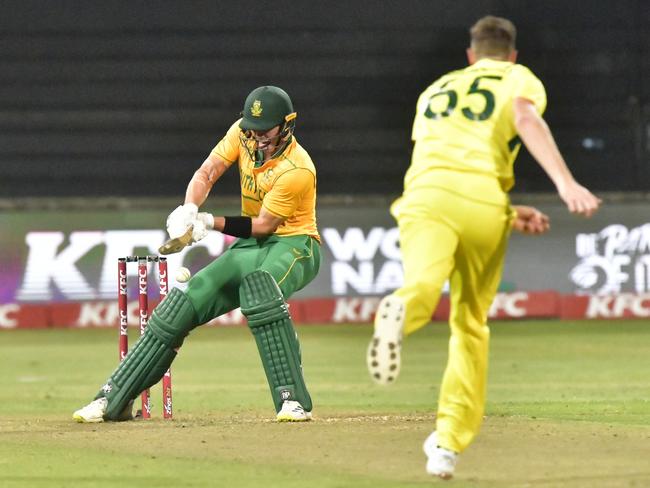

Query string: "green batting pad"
[[98, 328, 176, 420], [97, 288, 197, 420], [147, 287, 198, 348], [240, 270, 312, 413]]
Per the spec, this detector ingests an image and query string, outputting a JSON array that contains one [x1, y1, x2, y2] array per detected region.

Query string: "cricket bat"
[[158, 225, 194, 255]]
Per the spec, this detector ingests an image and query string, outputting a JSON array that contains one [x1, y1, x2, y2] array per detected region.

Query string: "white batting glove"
[[166, 203, 198, 239], [196, 212, 214, 229], [191, 212, 214, 243]]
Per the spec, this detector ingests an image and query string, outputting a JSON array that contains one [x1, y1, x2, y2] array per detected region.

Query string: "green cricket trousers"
[[184, 234, 321, 324]]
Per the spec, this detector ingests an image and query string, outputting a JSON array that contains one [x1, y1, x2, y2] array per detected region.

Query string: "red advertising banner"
[[2, 293, 648, 329]]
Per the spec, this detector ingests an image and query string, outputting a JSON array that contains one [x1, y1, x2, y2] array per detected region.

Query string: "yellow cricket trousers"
[[391, 184, 513, 453]]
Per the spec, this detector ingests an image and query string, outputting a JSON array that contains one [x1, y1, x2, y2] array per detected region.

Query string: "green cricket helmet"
[[239, 86, 297, 163], [239, 86, 296, 131]]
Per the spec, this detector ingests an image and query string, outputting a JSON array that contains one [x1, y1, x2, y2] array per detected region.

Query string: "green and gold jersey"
[[407, 58, 546, 204], [211, 120, 320, 241]]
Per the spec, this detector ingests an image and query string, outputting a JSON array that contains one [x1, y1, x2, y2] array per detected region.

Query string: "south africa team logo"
[[251, 100, 263, 117]]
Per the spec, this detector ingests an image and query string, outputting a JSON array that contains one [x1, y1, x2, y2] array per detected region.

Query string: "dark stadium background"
[[1, 0, 648, 199]]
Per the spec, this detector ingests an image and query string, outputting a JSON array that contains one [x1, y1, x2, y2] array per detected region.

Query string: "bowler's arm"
[[513, 98, 601, 217]]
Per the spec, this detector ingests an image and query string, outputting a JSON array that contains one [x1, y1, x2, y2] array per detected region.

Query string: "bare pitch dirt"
[[2, 413, 649, 487]]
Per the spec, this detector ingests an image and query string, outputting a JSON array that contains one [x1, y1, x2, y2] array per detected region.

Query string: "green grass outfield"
[[1, 320, 649, 487]]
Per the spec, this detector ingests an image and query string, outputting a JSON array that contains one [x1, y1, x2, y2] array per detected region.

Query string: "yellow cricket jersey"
[[406, 58, 547, 205], [211, 120, 320, 241]]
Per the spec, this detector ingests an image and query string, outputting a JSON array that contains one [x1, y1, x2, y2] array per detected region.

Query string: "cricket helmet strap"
[[239, 86, 297, 132]]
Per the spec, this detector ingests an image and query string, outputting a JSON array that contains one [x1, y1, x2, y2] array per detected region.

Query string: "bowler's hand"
[[166, 203, 198, 239], [557, 181, 601, 218], [512, 205, 550, 235]]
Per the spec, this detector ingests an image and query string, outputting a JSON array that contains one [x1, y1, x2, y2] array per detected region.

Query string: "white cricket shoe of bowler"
[[276, 400, 312, 422], [423, 431, 458, 480], [72, 397, 107, 423], [366, 295, 405, 385]]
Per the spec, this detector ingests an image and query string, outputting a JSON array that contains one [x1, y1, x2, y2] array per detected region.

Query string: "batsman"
[[74, 86, 321, 422]]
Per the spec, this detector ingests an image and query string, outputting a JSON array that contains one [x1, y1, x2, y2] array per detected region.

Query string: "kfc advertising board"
[[1, 201, 649, 325]]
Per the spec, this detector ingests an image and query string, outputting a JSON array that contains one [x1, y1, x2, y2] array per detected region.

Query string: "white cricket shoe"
[[367, 295, 405, 384], [73, 397, 107, 423], [423, 431, 458, 480], [276, 400, 312, 422]]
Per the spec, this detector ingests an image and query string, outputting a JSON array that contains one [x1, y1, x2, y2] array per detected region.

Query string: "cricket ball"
[[175, 266, 192, 283]]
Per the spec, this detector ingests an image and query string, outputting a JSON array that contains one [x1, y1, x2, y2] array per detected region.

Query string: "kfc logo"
[[488, 292, 528, 318], [586, 293, 650, 318], [138, 266, 148, 295], [15, 230, 226, 301], [119, 269, 127, 296]]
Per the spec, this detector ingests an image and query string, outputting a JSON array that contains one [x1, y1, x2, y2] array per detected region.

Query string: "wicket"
[[117, 255, 173, 420]]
